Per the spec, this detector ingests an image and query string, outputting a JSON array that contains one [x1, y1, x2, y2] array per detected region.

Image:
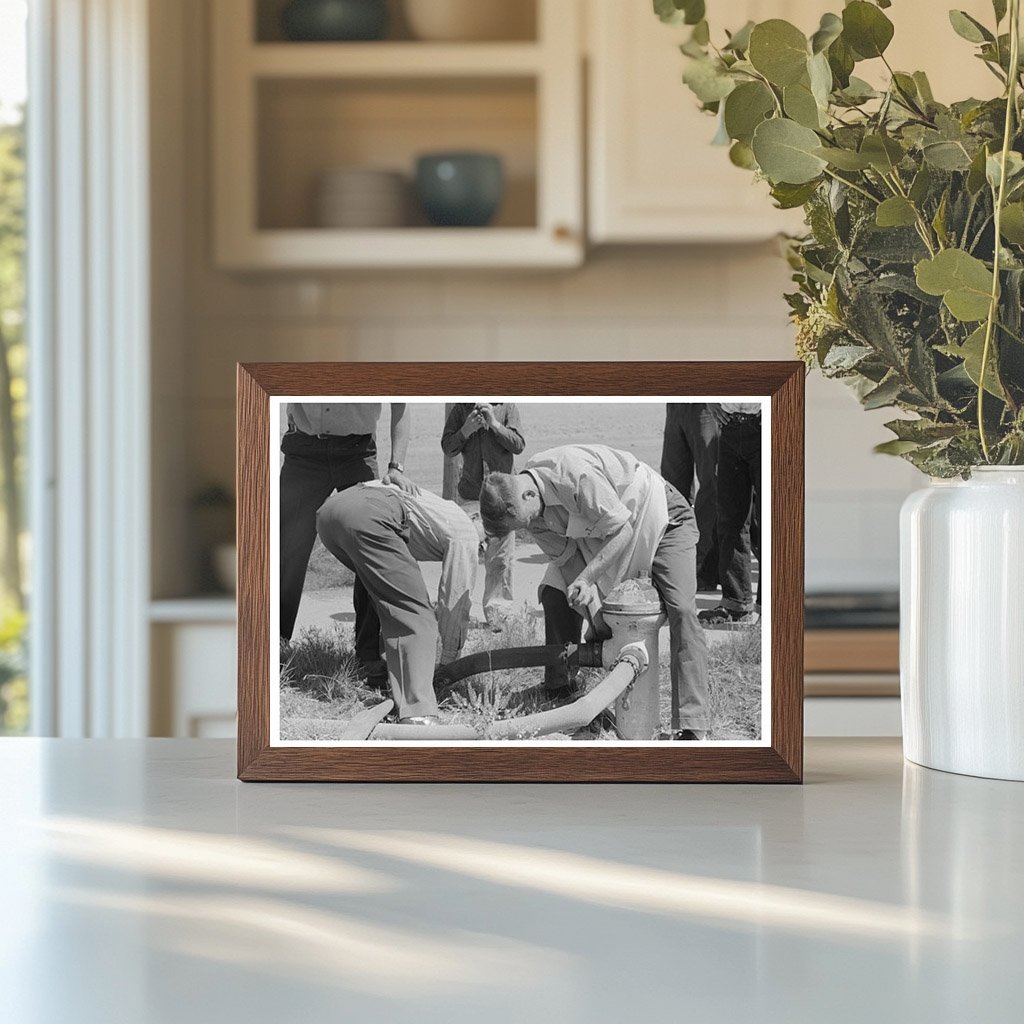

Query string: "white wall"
[[154, 0, 921, 599]]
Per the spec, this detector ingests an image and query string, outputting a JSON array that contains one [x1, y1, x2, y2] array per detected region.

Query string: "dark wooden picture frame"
[[237, 362, 804, 782]]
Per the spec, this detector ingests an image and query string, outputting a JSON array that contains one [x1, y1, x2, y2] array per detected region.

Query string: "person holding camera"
[[441, 401, 525, 628]]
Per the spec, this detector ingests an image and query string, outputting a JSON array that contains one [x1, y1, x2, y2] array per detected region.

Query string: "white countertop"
[[1, 738, 1020, 1023]]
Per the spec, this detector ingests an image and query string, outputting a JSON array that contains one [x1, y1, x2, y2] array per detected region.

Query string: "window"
[[0, 0, 28, 734]]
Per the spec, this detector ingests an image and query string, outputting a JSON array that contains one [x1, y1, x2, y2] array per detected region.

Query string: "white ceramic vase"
[[900, 467, 1024, 781]]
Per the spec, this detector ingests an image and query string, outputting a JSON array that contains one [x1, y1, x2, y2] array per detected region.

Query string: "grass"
[[279, 608, 762, 742]]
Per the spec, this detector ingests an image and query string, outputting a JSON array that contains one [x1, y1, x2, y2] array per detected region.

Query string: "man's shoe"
[[674, 728, 709, 741], [699, 605, 759, 628], [398, 715, 442, 726]]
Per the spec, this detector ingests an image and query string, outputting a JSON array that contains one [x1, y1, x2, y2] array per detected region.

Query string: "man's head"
[[479, 472, 541, 537]]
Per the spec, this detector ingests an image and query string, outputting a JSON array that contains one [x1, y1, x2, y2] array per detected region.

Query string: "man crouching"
[[316, 482, 480, 726], [479, 445, 710, 740]]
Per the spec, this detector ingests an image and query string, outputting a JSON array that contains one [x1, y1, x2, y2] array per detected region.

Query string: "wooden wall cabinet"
[[587, 0, 812, 243], [211, 0, 583, 269], [586, 0, 997, 244]]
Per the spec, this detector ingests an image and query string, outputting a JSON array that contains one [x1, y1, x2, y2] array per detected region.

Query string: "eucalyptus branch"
[[822, 167, 881, 205], [969, 213, 994, 253], [978, 0, 1021, 461], [884, 170, 939, 254]]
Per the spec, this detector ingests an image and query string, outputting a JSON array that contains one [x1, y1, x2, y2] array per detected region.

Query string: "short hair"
[[479, 472, 521, 537]]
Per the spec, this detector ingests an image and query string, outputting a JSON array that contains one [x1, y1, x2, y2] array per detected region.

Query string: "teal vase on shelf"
[[280, 0, 388, 42]]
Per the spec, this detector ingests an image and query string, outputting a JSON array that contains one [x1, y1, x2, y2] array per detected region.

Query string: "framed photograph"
[[237, 362, 804, 782]]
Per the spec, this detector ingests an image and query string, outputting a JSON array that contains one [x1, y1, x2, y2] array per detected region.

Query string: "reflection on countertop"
[[1, 738, 1022, 1023]]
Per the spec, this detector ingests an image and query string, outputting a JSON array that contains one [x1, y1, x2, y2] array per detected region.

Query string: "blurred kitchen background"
[[2, 0, 997, 739]]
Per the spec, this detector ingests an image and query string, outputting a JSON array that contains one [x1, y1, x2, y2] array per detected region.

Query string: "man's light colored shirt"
[[720, 403, 762, 415], [288, 402, 382, 437], [367, 482, 480, 662], [524, 445, 669, 599]]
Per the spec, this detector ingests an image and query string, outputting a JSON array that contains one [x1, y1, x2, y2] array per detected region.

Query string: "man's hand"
[[567, 578, 599, 615], [383, 467, 420, 494], [476, 403, 498, 430], [461, 410, 485, 438]]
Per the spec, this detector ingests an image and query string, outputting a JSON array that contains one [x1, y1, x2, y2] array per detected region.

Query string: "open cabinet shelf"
[[249, 42, 546, 77], [212, 0, 583, 269]]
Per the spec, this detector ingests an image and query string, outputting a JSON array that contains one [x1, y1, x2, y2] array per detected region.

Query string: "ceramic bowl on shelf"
[[415, 152, 504, 227], [315, 167, 408, 229], [403, 0, 534, 42], [280, 0, 389, 42]]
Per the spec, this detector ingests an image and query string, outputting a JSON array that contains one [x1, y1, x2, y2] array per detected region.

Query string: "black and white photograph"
[[271, 397, 771, 746]]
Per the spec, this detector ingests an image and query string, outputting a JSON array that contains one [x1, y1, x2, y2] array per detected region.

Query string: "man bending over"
[[316, 482, 480, 725], [479, 445, 710, 740]]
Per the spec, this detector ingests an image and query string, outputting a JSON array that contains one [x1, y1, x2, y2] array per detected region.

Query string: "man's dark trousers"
[[279, 430, 378, 660], [717, 414, 761, 614], [316, 486, 440, 719], [661, 403, 720, 585], [540, 484, 710, 732]]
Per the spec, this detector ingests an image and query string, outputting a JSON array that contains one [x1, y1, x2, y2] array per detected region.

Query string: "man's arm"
[[435, 519, 480, 664], [529, 522, 587, 586], [566, 521, 635, 610], [441, 404, 471, 457], [382, 403, 419, 493], [484, 404, 526, 455]]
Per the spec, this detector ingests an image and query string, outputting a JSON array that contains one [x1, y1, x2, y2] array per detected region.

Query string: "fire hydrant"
[[600, 574, 667, 740]]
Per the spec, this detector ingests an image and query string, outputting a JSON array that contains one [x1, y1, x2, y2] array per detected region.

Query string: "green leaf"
[[827, 36, 856, 88], [814, 146, 872, 170], [691, 19, 710, 45], [993, 0, 1008, 24], [653, 0, 705, 26], [771, 180, 820, 209], [874, 439, 922, 455], [876, 197, 918, 228], [837, 76, 879, 104], [932, 190, 950, 246], [884, 418, 963, 443], [724, 20, 755, 53], [748, 20, 810, 86], [842, 1, 895, 59], [909, 164, 933, 205], [810, 12, 843, 54], [862, 374, 903, 409], [948, 10, 994, 44], [860, 133, 904, 173], [808, 51, 833, 108], [913, 71, 935, 104], [922, 140, 973, 171], [723, 81, 775, 144], [915, 249, 994, 322], [682, 57, 736, 104], [986, 150, 1024, 191], [784, 80, 825, 129], [751, 118, 828, 184], [1000, 203, 1024, 245], [967, 144, 991, 194], [729, 140, 757, 169], [939, 325, 1006, 398]]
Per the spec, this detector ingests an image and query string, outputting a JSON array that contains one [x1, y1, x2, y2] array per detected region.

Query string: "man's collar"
[[521, 469, 545, 514]]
